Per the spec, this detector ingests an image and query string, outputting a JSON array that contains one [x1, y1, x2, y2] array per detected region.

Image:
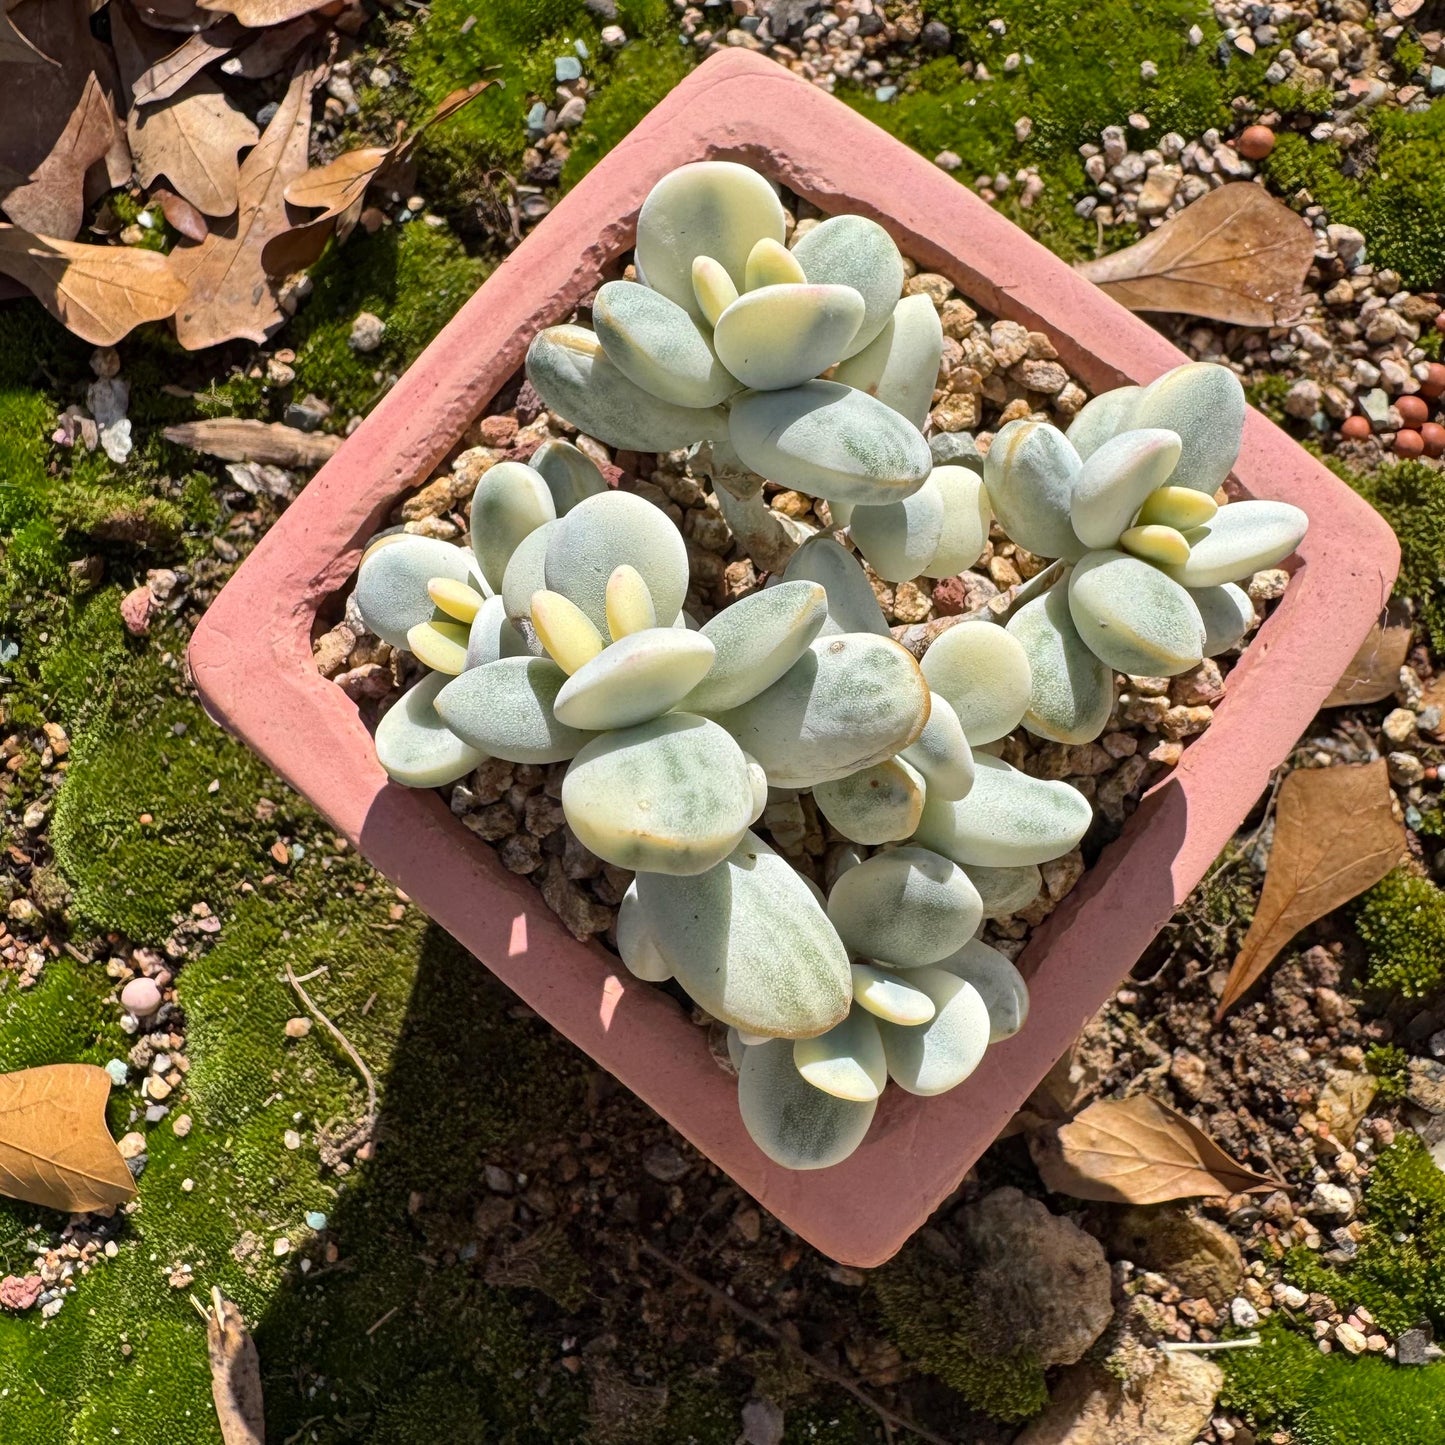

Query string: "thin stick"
[[1161, 1334, 1261, 1353], [285, 963, 377, 1130], [366, 1305, 399, 1337], [638, 1242, 952, 1445]]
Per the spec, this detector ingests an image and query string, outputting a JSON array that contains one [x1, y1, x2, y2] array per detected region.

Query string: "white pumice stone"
[[921, 465, 992, 578], [812, 756, 927, 845], [936, 939, 1029, 1041], [984, 418, 1087, 561], [963, 863, 1043, 918], [639, 830, 852, 1037], [729, 380, 933, 506], [616, 881, 673, 982], [1068, 549, 1206, 676], [634, 161, 787, 322], [434, 656, 595, 764], [920, 620, 1033, 746], [1069, 428, 1182, 549], [1064, 384, 1143, 460], [544, 489, 689, 633], [1005, 585, 1114, 744], [713, 283, 865, 391], [374, 672, 486, 788], [826, 846, 983, 968], [553, 628, 717, 730], [793, 1007, 887, 1101], [562, 713, 753, 874], [876, 967, 991, 1096], [831, 292, 944, 429], [354, 533, 474, 649], [714, 633, 930, 788], [850, 962, 936, 1026], [782, 535, 891, 637], [469, 460, 556, 591], [1131, 361, 1245, 495], [914, 754, 1092, 867], [529, 438, 608, 516], [1192, 582, 1256, 657], [592, 279, 739, 408], [737, 1037, 876, 1169], [683, 580, 829, 714], [790, 213, 906, 358], [898, 691, 974, 801], [849, 473, 945, 583], [1159, 499, 1308, 589]]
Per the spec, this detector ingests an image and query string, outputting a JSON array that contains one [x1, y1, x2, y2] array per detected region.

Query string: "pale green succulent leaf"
[[1158, 499, 1308, 589], [617, 881, 673, 982], [964, 862, 1042, 918], [1192, 582, 1255, 657], [898, 691, 974, 801], [1069, 549, 1205, 676], [374, 672, 486, 789], [1131, 361, 1245, 495], [354, 533, 473, 649], [466, 593, 531, 670], [791, 213, 905, 359], [434, 656, 596, 763], [529, 438, 608, 516], [713, 283, 865, 391], [469, 460, 556, 592], [553, 628, 716, 730], [592, 279, 739, 408], [849, 473, 945, 584], [983, 418, 1087, 561], [812, 756, 926, 845], [1135, 484, 1217, 532], [1069, 428, 1182, 549], [922, 464, 992, 578], [737, 1037, 876, 1169], [832, 293, 943, 429], [781, 535, 890, 638], [919, 619, 1033, 746], [1005, 584, 1114, 744], [850, 962, 936, 1026], [877, 967, 991, 1096], [935, 939, 1029, 1042], [793, 1007, 887, 1101], [500, 520, 559, 623], [744, 235, 806, 289], [1119, 524, 1190, 565]]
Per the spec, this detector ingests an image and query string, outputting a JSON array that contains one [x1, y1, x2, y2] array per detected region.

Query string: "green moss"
[[1366, 1043, 1411, 1101], [1356, 869, 1445, 1001], [1346, 459, 1445, 652], [1395, 35, 1427, 80], [1223, 1319, 1445, 1445], [1247, 371, 1292, 426], [872, 1244, 1047, 1422]]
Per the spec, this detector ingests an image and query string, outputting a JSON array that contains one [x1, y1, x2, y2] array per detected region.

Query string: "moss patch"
[[1356, 869, 1445, 1002]]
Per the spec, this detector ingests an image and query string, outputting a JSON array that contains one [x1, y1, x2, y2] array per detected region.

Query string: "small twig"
[[290, 965, 329, 984], [285, 963, 377, 1133], [638, 1242, 952, 1445], [1161, 1334, 1261, 1353], [366, 1306, 399, 1337]]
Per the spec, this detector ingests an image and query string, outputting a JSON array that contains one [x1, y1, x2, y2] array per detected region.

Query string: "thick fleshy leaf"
[[794, 1007, 887, 1101], [849, 473, 944, 584], [877, 968, 991, 1096], [691, 254, 738, 325], [434, 657, 595, 764], [915, 754, 1092, 867], [738, 1038, 876, 1170], [466, 594, 529, 669], [406, 619, 469, 674], [683, 579, 829, 714], [500, 521, 558, 624], [1006, 585, 1114, 745], [525, 325, 727, 451], [1160, 499, 1308, 589], [850, 962, 935, 1026], [782, 535, 890, 637], [528, 438, 608, 516], [639, 831, 852, 1036], [984, 419, 1087, 561], [428, 577, 484, 624], [530, 589, 604, 675], [965, 863, 1042, 918], [920, 620, 1033, 746], [1192, 582, 1255, 657], [898, 691, 974, 800], [937, 939, 1029, 1041], [826, 846, 982, 968], [744, 235, 805, 289], [544, 489, 689, 633], [354, 533, 472, 649], [554, 628, 716, 730], [1069, 428, 1182, 549], [606, 564, 657, 640], [1069, 550, 1205, 676], [713, 282, 864, 391], [617, 881, 672, 981], [1131, 361, 1245, 495], [832, 292, 943, 428], [374, 672, 485, 788], [562, 713, 753, 874], [593, 279, 738, 408], [729, 380, 933, 506], [1136, 484, 1217, 532], [1065, 385, 1143, 461], [1119, 524, 1190, 565], [813, 756, 926, 845], [790, 213, 905, 358], [469, 460, 556, 592], [634, 161, 786, 322], [922, 465, 991, 578], [714, 633, 930, 788]]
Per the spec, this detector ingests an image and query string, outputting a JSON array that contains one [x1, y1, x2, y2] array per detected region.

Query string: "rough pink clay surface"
[[189, 50, 1400, 1267]]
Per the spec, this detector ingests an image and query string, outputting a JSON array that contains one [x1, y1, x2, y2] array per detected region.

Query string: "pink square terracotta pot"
[[189, 49, 1400, 1266]]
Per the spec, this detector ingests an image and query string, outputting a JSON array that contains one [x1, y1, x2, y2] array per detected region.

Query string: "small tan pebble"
[[1388, 751, 1426, 786], [1381, 707, 1418, 745], [1148, 739, 1184, 766], [1159, 704, 1213, 741], [120, 585, 153, 636], [451, 445, 503, 485], [1126, 674, 1172, 697], [1014, 359, 1069, 394], [172, 1114, 192, 1138], [1169, 660, 1225, 707], [42, 722, 69, 757], [1100, 731, 1137, 759], [988, 319, 1031, 367], [1335, 1322, 1367, 1354], [312, 624, 358, 678], [891, 579, 933, 624], [939, 298, 978, 337], [117, 1132, 147, 1161], [987, 555, 1022, 589], [929, 393, 981, 431], [539, 861, 613, 940], [770, 489, 813, 519], [996, 397, 1034, 425], [335, 664, 394, 701], [285, 1017, 313, 1039], [145, 1077, 173, 1102], [1041, 849, 1085, 901], [402, 516, 459, 541], [120, 977, 163, 1017], [930, 572, 997, 617], [1247, 568, 1290, 604], [274, 1238, 291, 1257], [902, 272, 953, 306], [762, 798, 808, 852], [478, 414, 519, 446], [1053, 381, 1088, 417], [1121, 694, 1170, 729]]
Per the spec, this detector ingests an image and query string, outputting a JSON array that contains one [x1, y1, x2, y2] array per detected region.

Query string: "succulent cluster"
[[348, 160, 1307, 1172]]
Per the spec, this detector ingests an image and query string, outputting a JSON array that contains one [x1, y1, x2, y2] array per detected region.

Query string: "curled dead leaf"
[[1075, 183, 1315, 327], [1033, 1093, 1277, 1205], [1216, 760, 1405, 1021], [1323, 612, 1413, 707], [130, 75, 260, 217], [0, 1064, 137, 1213], [164, 416, 341, 467], [197, 1287, 264, 1445], [130, 20, 241, 107]]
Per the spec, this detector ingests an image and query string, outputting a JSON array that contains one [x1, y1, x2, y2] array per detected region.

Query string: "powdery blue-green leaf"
[[899, 691, 974, 801], [434, 656, 595, 764], [849, 473, 944, 584], [1069, 428, 1182, 550], [826, 846, 982, 969], [374, 672, 486, 788], [1131, 361, 1245, 495], [529, 438, 608, 516], [1192, 582, 1255, 657], [831, 292, 943, 429], [1006, 585, 1114, 745], [593, 279, 738, 408], [1068, 549, 1205, 677], [553, 628, 716, 730], [1159, 499, 1308, 589], [812, 756, 926, 845], [793, 1007, 887, 1101], [964, 863, 1042, 918], [877, 968, 991, 1096], [936, 939, 1029, 1041], [713, 283, 864, 391], [617, 881, 672, 982], [737, 1037, 876, 1170], [920, 620, 1033, 746], [922, 464, 992, 578], [466, 593, 530, 670], [469, 460, 556, 591], [790, 213, 905, 359], [500, 520, 558, 624], [983, 419, 1087, 561], [1065, 384, 1143, 460], [782, 535, 890, 638], [354, 533, 473, 649]]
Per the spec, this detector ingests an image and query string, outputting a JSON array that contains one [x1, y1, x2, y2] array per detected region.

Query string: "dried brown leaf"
[[198, 0, 333, 25], [151, 185, 209, 242], [0, 1064, 137, 1213], [0, 224, 186, 343], [0, 2, 53, 64], [1323, 616, 1413, 707], [164, 417, 341, 467], [1075, 183, 1315, 327], [226, 13, 323, 80], [202, 1290, 264, 1445], [131, 20, 240, 106], [170, 60, 317, 349], [1035, 1094, 1276, 1204], [130, 75, 259, 217], [1216, 760, 1405, 1020]]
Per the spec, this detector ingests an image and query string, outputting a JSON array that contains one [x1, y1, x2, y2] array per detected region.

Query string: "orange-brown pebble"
[[1395, 429, 1425, 458], [1422, 422, 1445, 458], [1237, 125, 1276, 160], [1422, 362, 1445, 398], [1340, 415, 1371, 440], [1397, 394, 1430, 427]]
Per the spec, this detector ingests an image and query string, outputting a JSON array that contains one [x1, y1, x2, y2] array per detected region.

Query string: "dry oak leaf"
[[199, 0, 335, 27], [0, 224, 186, 344], [130, 75, 259, 217], [164, 416, 341, 467], [0, 1063, 137, 1213], [1324, 614, 1413, 707], [1075, 182, 1315, 327], [170, 59, 317, 349], [1035, 1094, 1277, 1204], [198, 1287, 264, 1445], [1216, 759, 1405, 1020], [131, 20, 242, 107]]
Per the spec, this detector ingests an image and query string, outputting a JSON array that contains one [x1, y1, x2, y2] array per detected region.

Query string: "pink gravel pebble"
[[120, 977, 163, 1017]]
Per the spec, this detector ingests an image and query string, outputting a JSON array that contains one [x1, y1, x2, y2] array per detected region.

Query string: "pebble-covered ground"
[[2, 2, 1445, 1443]]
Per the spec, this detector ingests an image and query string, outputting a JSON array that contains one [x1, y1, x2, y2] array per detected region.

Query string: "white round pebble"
[[120, 977, 163, 1017]]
